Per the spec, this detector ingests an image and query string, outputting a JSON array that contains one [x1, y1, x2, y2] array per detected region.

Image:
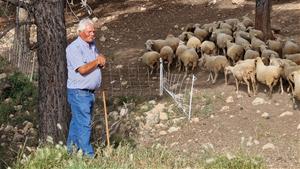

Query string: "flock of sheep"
[[140, 16, 300, 105]]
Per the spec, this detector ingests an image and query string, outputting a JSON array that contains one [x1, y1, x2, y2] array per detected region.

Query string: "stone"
[[261, 112, 270, 119], [159, 112, 168, 121], [297, 124, 300, 130], [99, 35, 106, 42], [145, 111, 160, 126], [252, 97, 266, 106], [262, 143, 275, 150], [279, 111, 293, 117], [159, 131, 167, 136], [191, 117, 199, 123], [4, 125, 13, 132], [148, 100, 156, 105], [220, 106, 229, 112], [226, 96, 234, 103], [0, 73, 7, 80], [168, 126, 180, 133]]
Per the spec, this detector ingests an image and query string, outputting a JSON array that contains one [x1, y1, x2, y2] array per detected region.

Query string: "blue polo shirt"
[[66, 37, 101, 90]]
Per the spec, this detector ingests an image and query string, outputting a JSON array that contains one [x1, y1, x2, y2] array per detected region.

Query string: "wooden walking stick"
[[102, 91, 110, 147]]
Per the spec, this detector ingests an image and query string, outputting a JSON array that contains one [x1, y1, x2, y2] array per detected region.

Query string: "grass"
[[13, 143, 265, 169]]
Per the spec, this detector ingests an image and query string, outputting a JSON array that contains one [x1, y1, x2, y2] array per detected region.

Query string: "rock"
[[159, 131, 167, 136], [252, 97, 266, 105], [109, 111, 119, 120], [205, 158, 216, 164], [4, 98, 12, 103], [226, 96, 234, 103], [13, 132, 24, 142], [232, 0, 245, 5], [148, 100, 156, 105], [237, 94, 243, 98], [14, 105, 23, 111], [207, 0, 216, 6], [226, 153, 235, 160], [140, 105, 149, 111], [297, 124, 300, 130], [160, 112, 168, 121], [168, 126, 180, 133], [174, 25, 179, 29], [120, 108, 128, 117], [92, 17, 99, 23], [99, 35, 106, 42], [4, 125, 13, 132], [191, 117, 199, 123], [172, 117, 185, 124], [0, 73, 7, 80], [262, 143, 275, 150], [23, 122, 33, 134], [9, 114, 14, 118], [145, 111, 160, 126], [261, 112, 270, 119], [254, 139, 260, 145], [220, 106, 229, 112], [279, 111, 293, 117]]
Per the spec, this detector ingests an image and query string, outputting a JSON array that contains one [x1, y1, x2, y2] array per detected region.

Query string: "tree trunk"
[[33, 0, 68, 143], [13, 2, 30, 70], [255, 0, 273, 40]]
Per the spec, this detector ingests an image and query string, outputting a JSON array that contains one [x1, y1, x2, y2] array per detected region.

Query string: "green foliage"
[[203, 154, 265, 169], [15, 144, 265, 169]]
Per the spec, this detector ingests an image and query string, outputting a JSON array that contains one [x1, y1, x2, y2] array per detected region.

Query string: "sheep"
[[177, 48, 198, 76], [224, 18, 239, 28], [160, 46, 174, 72], [234, 22, 247, 31], [200, 40, 217, 56], [244, 48, 260, 60], [255, 57, 283, 97], [281, 64, 300, 93], [260, 45, 280, 63], [186, 35, 202, 53], [178, 31, 194, 42], [145, 39, 169, 52], [193, 26, 209, 42], [199, 54, 229, 84], [251, 36, 266, 52], [141, 51, 160, 74], [234, 33, 251, 50], [175, 42, 188, 66], [285, 53, 300, 65], [241, 16, 254, 28], [282, 40, 300, 57], [224, 61, 256, 96], [226, 41, 244, 65], [234, 30, 251, 41], [216, 33, 233, 55], [248, 28, 264, 40], [266, 39, 283, 57], [219, 22, 233, 31], [288, 70, 300, 107], [201, 21, 219, 32], [165, 34, 180, 52]]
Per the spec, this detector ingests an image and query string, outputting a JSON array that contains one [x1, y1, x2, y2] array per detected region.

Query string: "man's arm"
[[77, 55, 106, 75]]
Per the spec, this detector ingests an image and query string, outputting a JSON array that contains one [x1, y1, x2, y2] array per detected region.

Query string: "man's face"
[[80, 24, 95, 43]]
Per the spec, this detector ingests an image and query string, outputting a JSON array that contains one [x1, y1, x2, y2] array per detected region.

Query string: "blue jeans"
[[67, 89, 95, 157]]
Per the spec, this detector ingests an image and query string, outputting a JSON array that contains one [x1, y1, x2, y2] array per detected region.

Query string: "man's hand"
[[96, 54, 106, 67]]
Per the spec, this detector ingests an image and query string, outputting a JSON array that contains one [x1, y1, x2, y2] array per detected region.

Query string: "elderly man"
[[66, 18, 106, 157]]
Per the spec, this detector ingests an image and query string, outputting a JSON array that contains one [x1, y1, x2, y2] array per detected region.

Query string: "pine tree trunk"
[[33, 0, 68, 142], [255, 0, 273, 40]]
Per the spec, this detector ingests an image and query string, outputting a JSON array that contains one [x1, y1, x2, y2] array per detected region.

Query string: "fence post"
[[188, 75, 196, 120], [159, 58, 163, 96]]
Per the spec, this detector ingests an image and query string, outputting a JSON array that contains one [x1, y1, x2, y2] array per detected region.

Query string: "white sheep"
[[288, 70, 300, 107], [216, 33, 233, 55], [145, 39, 169, 52], [266, 39, 283, 57], [160, 46, 174, 72], [255, 57, 283, 97], [200, 40, 217, 56], [234, 34, 251, 50], [186, 35, 202, 53], [224, 61, 256, 96], [224, 18, 239, 28], [193, 26, 209, 42], [226, 41, 244, 65], [165, 34, 180, 52], [251, 36, 266, 52], [141, 51, 160, 74], [248, 28, 264, 40], [199, 54, 229, 84], [177, 48, 199, 76], [241, 16, 254, 28]]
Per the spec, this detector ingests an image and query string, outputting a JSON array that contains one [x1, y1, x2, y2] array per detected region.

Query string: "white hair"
[[77, 18, 94, 34]]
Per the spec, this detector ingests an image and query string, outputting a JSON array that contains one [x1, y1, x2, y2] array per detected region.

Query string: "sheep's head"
[[145, 40, 154, 51]]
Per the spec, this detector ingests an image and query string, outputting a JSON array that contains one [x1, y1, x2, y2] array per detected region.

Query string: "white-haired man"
[[66, 18, 105, 157]]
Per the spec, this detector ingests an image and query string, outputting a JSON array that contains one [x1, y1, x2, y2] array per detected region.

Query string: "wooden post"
[[102, 91, 110, 147]]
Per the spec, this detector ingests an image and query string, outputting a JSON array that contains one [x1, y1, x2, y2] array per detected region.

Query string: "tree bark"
[[33, 0, 68, 142], [255, 0, 273, 40]]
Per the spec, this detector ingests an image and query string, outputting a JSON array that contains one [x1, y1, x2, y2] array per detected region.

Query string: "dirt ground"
[[81, 0, 300, 168]]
